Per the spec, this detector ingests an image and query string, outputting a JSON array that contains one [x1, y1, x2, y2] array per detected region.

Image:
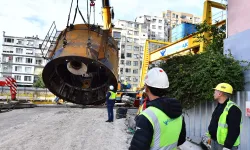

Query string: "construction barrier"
[[0, 87, 58, 104]]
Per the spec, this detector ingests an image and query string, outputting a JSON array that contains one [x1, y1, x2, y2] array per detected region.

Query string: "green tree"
[[159, 22, 247, 109], [33, 74, 45, 88]]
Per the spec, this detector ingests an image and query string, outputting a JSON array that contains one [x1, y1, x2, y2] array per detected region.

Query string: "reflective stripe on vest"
[[109, 91, 116, 100], [141, 106, 182, 150], [137, 105, 143, 115], [217, 100, 242, 146]]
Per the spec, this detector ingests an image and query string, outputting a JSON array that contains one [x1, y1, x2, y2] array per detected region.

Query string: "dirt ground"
[[0, 107, 203, 150], [0, 107, 132, 150]]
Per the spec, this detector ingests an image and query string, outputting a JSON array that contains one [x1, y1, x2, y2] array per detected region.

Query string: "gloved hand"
[[222, 148, 230, 150]]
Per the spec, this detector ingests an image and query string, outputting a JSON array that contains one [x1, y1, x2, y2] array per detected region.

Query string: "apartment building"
[[113, 20, 148, 88], [0, 32, 48, 87], [163, 10, 202, 28], [136, 15, 168, 52]]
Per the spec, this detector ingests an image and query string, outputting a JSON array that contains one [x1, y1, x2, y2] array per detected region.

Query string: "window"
[[128, 23, 133, 27], [133, 77, 138, 82], [152, 25, 156, 29], [24, 76, 32, 81], [16, 48, 23, 54], [134, 46, 139, 51], [17, 40, 24, 45], [152, 19, 156, 23], [121, 53, 125, 59], [172, 13, 175, 18], [133, 54, 139, 59], [25, 67, 32, 73], [121, 44, 125, 49], [134, 38, 139, 43], [15, 66, 22, 72], [126, 76, 131, 81], [26, 58, 33, 64], [176, 15, 178, 19], [127, 38, 133, 42], [120, 68, 124, 74], [125, 68, 131, 73], [15, 57, 22, 63], [134, 24, 139, 29], [121, 60, 124, 64], [134, 31, 139, 36], [133, 61, 139, 66], [151, 31, 155, 37], [27, 40, 34, 46], [3, 65, 8, 71], [3, 49, 14, 53], [122, 36, 126, 42], [14, 75, 21, 81], [126, 53, 132, 58], [127, 30, 133, 35], [159, 20, 162, 23], [4, 38, 14, 43], [126, 60, 131, 66], [113, 32, 121, 39], [36, 59, 42, 65], [158, 26, 162, 30], [181, 15, 186, 19], [133, 69, 138, 74], [126, 45, 132, 50], [158, 32, 162, 36], [140, 46, 144, 51], [26, 49, 33, 55]]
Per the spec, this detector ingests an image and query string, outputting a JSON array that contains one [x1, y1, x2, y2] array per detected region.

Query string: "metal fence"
[[0, 87, 55, 100], [184, 91, 250, 150]]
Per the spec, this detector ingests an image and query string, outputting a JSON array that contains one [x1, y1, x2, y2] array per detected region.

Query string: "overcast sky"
[[0, 0, 226, 45]]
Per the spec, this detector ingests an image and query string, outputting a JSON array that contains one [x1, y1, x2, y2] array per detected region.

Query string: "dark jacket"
[[208, 99, 242, 149], [106, 91, 115, 106], [129, 97, 186, 150]]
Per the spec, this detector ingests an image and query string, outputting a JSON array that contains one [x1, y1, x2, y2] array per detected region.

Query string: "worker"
[[207, 83, 242, 150], [106, 85, 116, 122], [129, 67, 186, 150]]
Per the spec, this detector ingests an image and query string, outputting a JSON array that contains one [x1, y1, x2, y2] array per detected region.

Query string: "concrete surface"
[[0, 108, 131, 150], [0, 107, 202, 150]]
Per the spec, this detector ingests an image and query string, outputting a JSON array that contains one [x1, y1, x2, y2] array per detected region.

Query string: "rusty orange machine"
[[42, 0, 118, 105]]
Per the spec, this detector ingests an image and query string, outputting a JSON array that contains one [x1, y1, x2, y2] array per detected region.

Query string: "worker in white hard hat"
[[206, 83, 242, 150], [105, 85, 116, 122], [129, 67, 186, 150]]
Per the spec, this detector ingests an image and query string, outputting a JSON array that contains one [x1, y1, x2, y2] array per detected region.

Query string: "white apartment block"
[[0, 32, 48, 87], [163, 10, 202, 28], [113, 20, 148, 88], [136, 15, 168, 52]]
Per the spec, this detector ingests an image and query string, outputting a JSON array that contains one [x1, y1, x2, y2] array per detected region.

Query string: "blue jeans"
[[107, 105, 114, 121], [211, 140, 238, 150]]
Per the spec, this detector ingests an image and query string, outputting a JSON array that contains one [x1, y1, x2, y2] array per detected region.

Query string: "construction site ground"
[[0, 107, 202, 150]]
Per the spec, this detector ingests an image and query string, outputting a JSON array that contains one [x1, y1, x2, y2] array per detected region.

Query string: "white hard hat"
[[109, 85, 114, 90], [145, 67, 169, 89]]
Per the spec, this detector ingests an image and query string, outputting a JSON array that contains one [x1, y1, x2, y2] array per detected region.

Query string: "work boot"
[[105, 120, 111, 122]]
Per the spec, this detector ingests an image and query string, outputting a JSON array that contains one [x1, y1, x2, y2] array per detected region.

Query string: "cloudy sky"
[[0, 0, 226, 45]]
